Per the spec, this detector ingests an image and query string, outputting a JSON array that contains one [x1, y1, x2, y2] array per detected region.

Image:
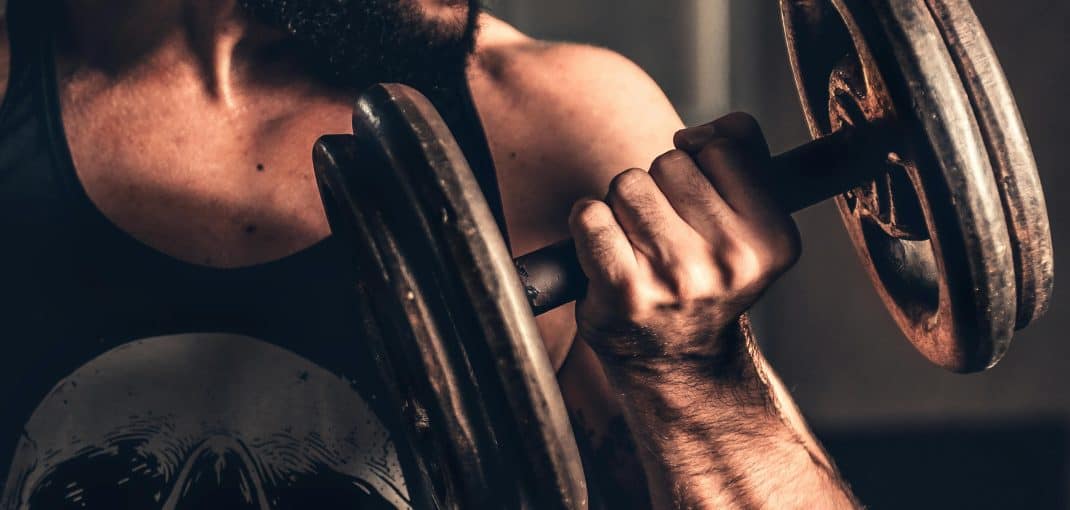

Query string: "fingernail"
[[674, 123, 717, 151]]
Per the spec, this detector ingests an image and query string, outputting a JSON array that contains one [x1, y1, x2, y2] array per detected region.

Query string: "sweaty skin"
[[0, 2, 857, 508]]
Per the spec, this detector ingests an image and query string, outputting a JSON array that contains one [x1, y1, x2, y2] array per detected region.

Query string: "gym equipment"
[[775, 0, 1051, 372], [314, 92, 586, 509], [313, 0, 1053, 507]]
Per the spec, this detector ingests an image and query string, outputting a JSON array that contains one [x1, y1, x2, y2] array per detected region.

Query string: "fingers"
[[674, 111, 771, 157], [571, 113, 801, 314], [692, 139, 776, 221], [571, 112, 803, 365], [647, 149, 731, 241], [666, 113, 801, 287], [675, 113, 780, 223], [604, 168, 694, 265], [568, 198, 636, 287]]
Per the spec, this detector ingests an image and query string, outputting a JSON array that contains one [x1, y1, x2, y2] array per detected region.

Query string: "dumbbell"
[[312, 0, 1053, 508]]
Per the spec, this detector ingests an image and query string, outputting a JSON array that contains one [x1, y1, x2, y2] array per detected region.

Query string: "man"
[[0, 0, 857, 508]]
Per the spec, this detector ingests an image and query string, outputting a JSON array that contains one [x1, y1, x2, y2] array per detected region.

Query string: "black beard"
[[238, 0, 481, 91]]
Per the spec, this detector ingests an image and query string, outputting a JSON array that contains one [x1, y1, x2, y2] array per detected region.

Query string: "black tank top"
[[0, 1, 506, 508]]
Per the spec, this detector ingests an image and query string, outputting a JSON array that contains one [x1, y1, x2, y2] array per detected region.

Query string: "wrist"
[[588, 317, 759, 386], [603, 351, 775, 419], [594, 315, 783, 427]]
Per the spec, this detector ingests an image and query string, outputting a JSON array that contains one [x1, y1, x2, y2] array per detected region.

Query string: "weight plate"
[[925, 0, 1054, 329], [780, 0, 1018, 372], [314, 84, 587, 508]]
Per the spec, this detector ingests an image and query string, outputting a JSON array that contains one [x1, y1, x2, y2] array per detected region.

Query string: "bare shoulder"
[[466, 15, 686, 371], [469, 15, 684, 257], [472, 16, 668, 105], [470, 15, 678, 113], [469, 15, 684, 204]]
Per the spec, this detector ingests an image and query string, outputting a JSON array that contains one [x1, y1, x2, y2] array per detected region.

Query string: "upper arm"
[[467, 27, 699, 506], [470, 27, 687, 370], [528, 43, 687, 200], [470, 39, 686, 505], [472, 38, 686, 256]]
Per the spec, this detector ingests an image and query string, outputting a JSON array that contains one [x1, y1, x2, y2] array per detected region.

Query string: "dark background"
[[6, 0, 1061, 507], [491, 0, 1068, 508]]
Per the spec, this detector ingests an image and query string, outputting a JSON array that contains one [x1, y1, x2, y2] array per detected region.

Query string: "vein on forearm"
[[604, 317, 859, 509]]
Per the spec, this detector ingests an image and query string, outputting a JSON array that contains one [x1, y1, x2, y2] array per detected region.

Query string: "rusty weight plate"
[[313, 84, 587, 508], [925, 0, 1054, 329], [779, 0, 1048, 372]]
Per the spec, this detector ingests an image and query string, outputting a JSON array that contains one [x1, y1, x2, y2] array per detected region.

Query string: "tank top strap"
[[3, 0, 47, 90], [424, 73, 513, 250]]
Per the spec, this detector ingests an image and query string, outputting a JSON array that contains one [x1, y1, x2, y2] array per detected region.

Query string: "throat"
[[57, 0, 299, 105]]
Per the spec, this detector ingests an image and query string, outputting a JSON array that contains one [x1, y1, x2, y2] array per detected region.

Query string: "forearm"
[[559, 114, 860, 508], [602, 319, 858, 510]]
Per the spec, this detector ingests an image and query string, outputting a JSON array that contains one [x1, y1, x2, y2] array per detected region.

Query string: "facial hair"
[[238, 0, 481, 91]]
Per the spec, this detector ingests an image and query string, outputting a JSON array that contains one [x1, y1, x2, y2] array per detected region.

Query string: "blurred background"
[[488, 0, 1068, 508]]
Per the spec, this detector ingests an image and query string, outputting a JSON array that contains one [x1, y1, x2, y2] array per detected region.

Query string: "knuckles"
[[600, 223, 800, 320], [568, 199, 610, 231], [607, 168, 654, 202], [648, 149, 693, 179], [694, 137, 747, 172], [720, 222, 801, 290], [757, 212, 803, 270], [771, 221, 803, 269], [718, 112, 763, 140], [663, 256, 722, 302], [572, 111, 798, 329]]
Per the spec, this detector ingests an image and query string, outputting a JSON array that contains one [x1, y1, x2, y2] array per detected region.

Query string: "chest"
[[60, 77, 355, 267], [53, 72, 579, 366]]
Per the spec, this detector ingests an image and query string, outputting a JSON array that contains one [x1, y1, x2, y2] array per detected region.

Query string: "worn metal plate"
[[780, 0, 1024, 372], [314, 84, 587, 508], [925, 0, 1054, 329]]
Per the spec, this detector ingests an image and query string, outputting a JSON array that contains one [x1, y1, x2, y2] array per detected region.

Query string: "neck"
[[58, 0, 299, 105]]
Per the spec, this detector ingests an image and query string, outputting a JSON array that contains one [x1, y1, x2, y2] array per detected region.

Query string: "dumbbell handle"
[[514, 123, 896, 315]]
